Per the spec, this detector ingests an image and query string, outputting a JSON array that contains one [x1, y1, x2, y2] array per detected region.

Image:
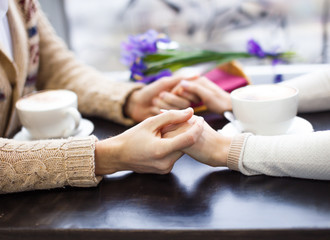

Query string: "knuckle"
[[186, 123, 203, 144], [153, 148, 166, 159], [185, 134, 196, 145]]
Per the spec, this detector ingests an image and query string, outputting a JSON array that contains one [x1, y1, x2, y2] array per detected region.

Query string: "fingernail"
[[180, 80, 190, 88], [160, 109, 168, 113]]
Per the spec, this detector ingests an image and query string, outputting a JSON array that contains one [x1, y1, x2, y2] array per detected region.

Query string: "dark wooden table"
[[1, 111, 330, 240]]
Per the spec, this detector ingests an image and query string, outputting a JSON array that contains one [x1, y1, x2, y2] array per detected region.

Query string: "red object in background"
[[204, 67, 248, 93], [192, 63, 249, 111]]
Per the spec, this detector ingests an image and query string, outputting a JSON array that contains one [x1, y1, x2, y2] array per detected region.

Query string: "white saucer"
[[218, 116, 314, 137], [13, 118, 94, 141]]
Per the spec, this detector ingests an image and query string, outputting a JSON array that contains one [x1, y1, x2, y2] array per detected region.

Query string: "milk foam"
[[17, 90, 74, 111], [233, 85, 296, 101]]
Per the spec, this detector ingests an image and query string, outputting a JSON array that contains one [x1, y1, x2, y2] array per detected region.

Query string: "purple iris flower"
[[247, 39, 266, 58], [247, 39, 287, 68], [121, 29, 173, 83], [121, 29, 170, 67], [130, 58, 147, 72], [273, 74, 283, 83], [129, 60, 145, 80], [133, 69, 172, 84], [271, 57, 286, 66]]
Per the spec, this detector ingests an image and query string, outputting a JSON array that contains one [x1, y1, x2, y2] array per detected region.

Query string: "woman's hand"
[[94, 108, 204, 175], [162, 115, 232, 167], [154, 76, 232, 115], [125, 75, 199, 122]]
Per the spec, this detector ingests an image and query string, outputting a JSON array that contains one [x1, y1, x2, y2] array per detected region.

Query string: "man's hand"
[[125, 75, 199, 122], [153, 76, 233, 115]]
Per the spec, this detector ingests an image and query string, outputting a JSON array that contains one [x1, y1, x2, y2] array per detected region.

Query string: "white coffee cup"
[[16, 89, 82, 139], [230, 84, 299, 136]]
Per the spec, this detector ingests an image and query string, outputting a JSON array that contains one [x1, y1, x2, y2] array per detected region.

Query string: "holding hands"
[[95, 108, 204, 175], [124, 75, 200, 122], [162, 114, 231, 168], [152, 75, 234, 168], [153, 76, 233, 115], [104, 75, 234, 176]]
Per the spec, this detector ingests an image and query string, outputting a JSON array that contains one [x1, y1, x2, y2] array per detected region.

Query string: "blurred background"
[[39, 0, 330, 82]]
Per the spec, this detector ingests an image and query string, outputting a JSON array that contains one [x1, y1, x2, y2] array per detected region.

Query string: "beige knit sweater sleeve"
[[227, 69, 330, 180], [34, 1, 142, 126], [0, 135, 102, 194]]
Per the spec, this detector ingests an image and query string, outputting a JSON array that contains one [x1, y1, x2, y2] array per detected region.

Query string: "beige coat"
[[0, 0, 141, 193]]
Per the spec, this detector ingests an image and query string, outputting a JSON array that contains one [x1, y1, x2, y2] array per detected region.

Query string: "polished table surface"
[[1, 111, 330, 240]]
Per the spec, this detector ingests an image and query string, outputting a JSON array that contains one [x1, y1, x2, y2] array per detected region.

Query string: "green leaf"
[[143, 51, 179, 62], [144, 51, 252, 75]]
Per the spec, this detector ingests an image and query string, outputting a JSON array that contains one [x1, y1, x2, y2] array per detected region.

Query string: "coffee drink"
[[232, 84, 297, 101], [16, 90, 81, 139], [231, 84, 299, 136], [17, 90, 75, 111]]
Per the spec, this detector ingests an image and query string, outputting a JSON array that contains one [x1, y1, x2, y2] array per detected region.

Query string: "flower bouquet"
[[121, 30, 294, 111], [121, 29, 294, 83]]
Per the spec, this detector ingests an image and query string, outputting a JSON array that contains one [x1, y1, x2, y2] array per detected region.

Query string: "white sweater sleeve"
[[281, 68, 330, 113], [238, 131, 330, 180]]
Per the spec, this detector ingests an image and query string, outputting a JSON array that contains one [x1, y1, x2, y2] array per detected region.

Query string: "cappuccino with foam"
[[17, 90, 76, 111], [232, 84, 297, 101], [16, 90, 81, 139], [231, 84, 299, 135]]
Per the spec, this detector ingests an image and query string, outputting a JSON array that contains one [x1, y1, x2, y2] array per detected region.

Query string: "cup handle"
[[63, 107, 82, 137]]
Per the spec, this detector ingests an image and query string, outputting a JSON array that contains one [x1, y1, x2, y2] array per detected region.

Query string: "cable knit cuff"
[[227, 133, 251, 171], [64, 135, 102, 187]]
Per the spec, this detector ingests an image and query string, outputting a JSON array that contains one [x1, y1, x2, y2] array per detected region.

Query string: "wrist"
[[221, 93, 233, 113], [212, 134, 232, 167], [224, 96, 232, 112], [124, 89, 140, 121], [94, 137, 122, 175]]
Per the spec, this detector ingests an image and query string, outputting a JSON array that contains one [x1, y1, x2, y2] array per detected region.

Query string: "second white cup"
[[230, 84, 299, 136]]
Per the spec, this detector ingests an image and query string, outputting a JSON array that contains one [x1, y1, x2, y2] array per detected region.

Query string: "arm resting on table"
[[0, 135, 102, 194], [228, 131, 330, 180]]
